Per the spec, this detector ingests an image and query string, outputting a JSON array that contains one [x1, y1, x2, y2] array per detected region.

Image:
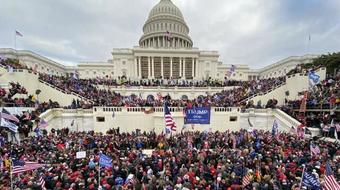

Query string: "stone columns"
[[170, 57, 173, 78], [138, 57, 142, 79], [161, 57, 164, 79], [183, 58, 186, 79], [158, 37, 160, 48], [134, 57, 138, 78], [151, 56, 154, 78], [192, 58, 195, 78], [179, 57, 182, 78], [148, 57, 151, 78]]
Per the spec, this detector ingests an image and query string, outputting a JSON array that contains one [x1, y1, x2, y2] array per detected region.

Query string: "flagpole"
[[299, 165, 306, 190], [10, 150, 13, 190], [14, 31, 17, 50], [307, 34, 311, 54]]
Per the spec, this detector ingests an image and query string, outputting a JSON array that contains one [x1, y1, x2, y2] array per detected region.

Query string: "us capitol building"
[[0, 0, 318, 81]]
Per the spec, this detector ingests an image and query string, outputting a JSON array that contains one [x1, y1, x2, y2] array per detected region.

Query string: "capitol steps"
[[0, 69, 92, 106], [245, 67, 326, 106]]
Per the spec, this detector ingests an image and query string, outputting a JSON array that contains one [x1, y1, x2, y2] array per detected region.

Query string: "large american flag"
[[12, 160, 45, 174], [164, 104, 176, 132], [310, 144, 320, 156], [242, 172, 252, 187], [324, 162, 340, 190], [38, 176, 46, 190], [1, 108, 20, 123]]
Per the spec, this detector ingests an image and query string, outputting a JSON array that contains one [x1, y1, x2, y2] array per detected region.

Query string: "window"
[[96, 117, 105, 122], [122, 61, 126, 65], [94, 71, 97, 74], [86, 71, 89, 74], [122, 69, 127, 76], [229, 116, 237, 122]]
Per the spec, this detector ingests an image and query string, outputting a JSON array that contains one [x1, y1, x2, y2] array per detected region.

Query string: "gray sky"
[[1, 0, 339, 68]]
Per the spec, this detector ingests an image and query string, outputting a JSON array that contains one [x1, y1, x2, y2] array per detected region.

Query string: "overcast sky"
[[1, 0, 339, 68]]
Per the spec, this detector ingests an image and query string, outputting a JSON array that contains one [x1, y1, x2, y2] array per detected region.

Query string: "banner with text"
[[185, 107, 211, 124]]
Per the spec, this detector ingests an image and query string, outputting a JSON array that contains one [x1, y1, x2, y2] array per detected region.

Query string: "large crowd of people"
[[286, 77, 339, 110], [39, 73, 285, 108], [0, 57, 339, 189], [0, 58, 286, 108], [0, 82, 32, 107], [93, 77, 245, 87], [0, 129, 339, 190], [281, 76, 340, 139]]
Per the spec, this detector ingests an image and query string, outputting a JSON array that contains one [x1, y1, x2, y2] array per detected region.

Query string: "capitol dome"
[[139, 0, 193, 49]]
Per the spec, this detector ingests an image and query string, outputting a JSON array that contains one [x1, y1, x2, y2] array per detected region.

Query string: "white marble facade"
[[0, 0, 318, 81]]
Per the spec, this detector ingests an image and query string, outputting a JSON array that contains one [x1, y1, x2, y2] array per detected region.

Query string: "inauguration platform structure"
[[39, 107, 312, 135]]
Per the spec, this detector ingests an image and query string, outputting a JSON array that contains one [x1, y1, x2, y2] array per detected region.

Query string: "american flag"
[[157, 92, 163, 100], [226, 65, 236, 77], [324, 162, 340, 190], [1, 108, 20, 123], [310, 144, 320, 156], [164, 103, 176, 132], [165, 31, 172, 41], [242, 172, 252, 187], [15, 30, 23, 37], [12, 160, 45, 174], [38, 176, 46, 190]]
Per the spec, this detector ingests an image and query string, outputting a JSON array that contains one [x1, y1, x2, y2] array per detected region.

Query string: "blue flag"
[[302, 171, 321, 190], [255, 139, 261, 150], [1, 118, 18, 133], [308, 70, 320, 87], [99, 153, 112, 168], [34, 127, 42, 137]]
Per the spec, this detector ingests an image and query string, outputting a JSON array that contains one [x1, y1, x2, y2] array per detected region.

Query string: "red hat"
[[89, 184, 95, 190]]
